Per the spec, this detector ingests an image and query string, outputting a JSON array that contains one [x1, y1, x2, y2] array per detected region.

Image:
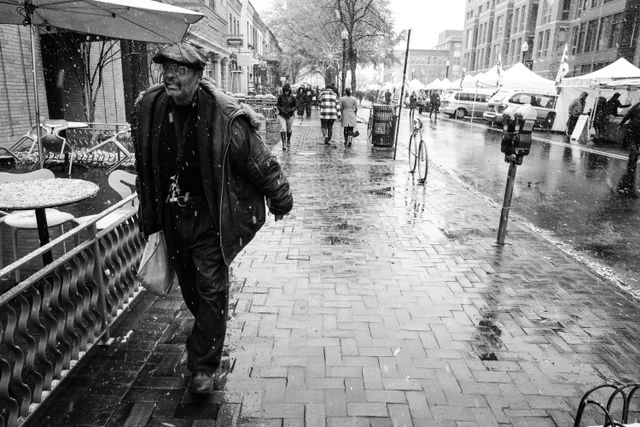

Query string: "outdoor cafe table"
[[0, 178, 99, 265]]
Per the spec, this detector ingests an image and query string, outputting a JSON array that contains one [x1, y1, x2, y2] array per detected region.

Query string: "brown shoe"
[[189, 371, 214, 394]]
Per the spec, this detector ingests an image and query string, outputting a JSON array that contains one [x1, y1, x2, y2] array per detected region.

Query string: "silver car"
[[440, 89, 495, 119], [484, 90, 558, 129]]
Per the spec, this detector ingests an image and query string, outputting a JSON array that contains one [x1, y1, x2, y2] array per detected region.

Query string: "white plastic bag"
[[136, 231, 176, 296]]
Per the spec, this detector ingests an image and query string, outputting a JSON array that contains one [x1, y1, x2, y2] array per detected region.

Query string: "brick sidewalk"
[[29, 117, 640, 427]]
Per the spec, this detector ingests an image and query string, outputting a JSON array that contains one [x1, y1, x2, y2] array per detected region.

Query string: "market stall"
[[554, 58, 640, 133]]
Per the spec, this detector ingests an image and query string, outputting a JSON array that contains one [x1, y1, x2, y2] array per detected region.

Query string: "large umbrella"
[[0, 0, 204, 167]]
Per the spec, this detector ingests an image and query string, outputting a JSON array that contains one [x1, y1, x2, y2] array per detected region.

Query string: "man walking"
[[319, 84, 341, 145], [429, 91, 440, 119], [566, 91, 588, 140], [132, 43, 293, 395]]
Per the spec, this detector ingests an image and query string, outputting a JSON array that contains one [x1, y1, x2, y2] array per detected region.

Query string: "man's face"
[[162, 62, 200, 104]]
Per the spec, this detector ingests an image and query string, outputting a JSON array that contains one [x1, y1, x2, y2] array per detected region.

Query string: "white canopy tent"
[[439, 77, 453, 90], [553, 58, 640, 132], [424, 78, 442, 90], [459, 74, 479, 89], [500, 62, 556, 92], [475, 65, 502, 88], [407, 78, 425, 92]]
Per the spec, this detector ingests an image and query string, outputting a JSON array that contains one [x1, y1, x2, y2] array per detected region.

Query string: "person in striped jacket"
[[319, 84, 341, 145]]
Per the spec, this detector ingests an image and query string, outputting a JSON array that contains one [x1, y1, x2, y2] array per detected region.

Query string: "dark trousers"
[[566, 115, 579, 137], [163, 200, 228, 375], [321, 119, 335, 140], [430, 104, 439, 117], [343, 126, 354, 142]]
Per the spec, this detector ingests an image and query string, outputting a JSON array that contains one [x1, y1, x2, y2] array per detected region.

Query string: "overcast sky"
[[250, 0, 466, 49]]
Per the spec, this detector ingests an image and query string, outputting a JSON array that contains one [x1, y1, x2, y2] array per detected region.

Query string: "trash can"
[[370, 104, 397, 148]]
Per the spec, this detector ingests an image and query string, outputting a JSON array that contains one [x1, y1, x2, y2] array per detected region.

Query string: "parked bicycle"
[[407, 116, 428, 183]]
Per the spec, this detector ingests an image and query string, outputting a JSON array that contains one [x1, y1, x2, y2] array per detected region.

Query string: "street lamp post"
[[341, 28, 348, 96], [445, 59, 451, 79]]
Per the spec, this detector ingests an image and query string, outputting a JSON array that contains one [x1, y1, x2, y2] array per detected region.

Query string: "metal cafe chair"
[[0, 169, 76, 280], [75, 169, 137, 231], [9, 119, 84, 176], [86, 125, 133, 174]]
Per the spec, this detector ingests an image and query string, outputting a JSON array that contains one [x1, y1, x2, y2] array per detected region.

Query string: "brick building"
[[384, 30, 463, 87], [0, 0, 281, 145], [462, 0, 640, 80]]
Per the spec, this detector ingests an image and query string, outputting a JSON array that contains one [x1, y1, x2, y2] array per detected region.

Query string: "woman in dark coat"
[[277, 83, 297, 150], [296, 87, 308, 121]]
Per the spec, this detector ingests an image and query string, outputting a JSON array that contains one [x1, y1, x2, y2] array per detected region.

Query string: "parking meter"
[[514, 104, 536, 156], [497, 103, 537, 245], [500, 104, 536, 165]]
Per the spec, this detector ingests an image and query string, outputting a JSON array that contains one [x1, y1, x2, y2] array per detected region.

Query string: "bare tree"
[[262, 0, 399, 88], [50, 33, 124, 122], [335, 0, 401, 94]]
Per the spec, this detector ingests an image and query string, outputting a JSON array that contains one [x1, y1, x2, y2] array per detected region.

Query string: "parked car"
[[440, 89, 494, 119], [483, 90, 558, 129]]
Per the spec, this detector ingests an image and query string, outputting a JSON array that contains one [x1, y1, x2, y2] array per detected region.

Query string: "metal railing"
[[0, 194, 144, 427]]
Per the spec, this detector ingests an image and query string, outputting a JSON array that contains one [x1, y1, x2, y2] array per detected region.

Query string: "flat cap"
[[153, 43, 206, 70]]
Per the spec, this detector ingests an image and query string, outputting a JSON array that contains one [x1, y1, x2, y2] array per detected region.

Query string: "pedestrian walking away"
[[339, 87, 358, 147], [295, 86, 307, 122], [305, 86, 313, 118], [429, 91, 440, 119], [566, 91, 588, 140], [277, 83, 297, 150], [408, 91, 417, 123], [132, 42, 294, 396], [319, 84, 341, 145]]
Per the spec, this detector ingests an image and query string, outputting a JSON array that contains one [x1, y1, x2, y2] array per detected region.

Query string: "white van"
[[440, 89, 496, 119]]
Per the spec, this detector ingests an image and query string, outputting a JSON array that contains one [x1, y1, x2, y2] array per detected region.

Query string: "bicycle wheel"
[[417, 139, 428, 183], [408, 132, 418, 173]]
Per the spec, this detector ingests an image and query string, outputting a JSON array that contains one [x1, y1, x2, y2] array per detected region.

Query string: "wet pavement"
[[20, 111, 640, 426], [377, 110, 640, 295]]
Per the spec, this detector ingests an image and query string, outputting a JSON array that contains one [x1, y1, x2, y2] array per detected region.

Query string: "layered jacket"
[[319, 89, 341, 120], [133, 78, 293, 265], [277, 92, 297, 118]]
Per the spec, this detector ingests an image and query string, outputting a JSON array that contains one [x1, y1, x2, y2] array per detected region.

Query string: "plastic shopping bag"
[[136, 231, 176, 296]]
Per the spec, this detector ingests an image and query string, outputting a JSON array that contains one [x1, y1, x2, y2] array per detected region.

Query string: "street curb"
[[428, 154, 640, 302]]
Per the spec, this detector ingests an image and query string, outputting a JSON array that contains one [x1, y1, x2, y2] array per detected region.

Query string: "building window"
[[509, 39, 515, 62], [520, 7, 526, 32], [597, 15, 612, 50], [495, 15, 503, 39], [543, 29, 551, 57], [562, 0, 571, 20], [571, 26, 579, 55], [513, 8, 520, 34], [608, 13, 622, 49], [536, 31, 544, 57], [577, 22, 586, 53], [542, 0, 553, 24], [584, 20, 598, 52]]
